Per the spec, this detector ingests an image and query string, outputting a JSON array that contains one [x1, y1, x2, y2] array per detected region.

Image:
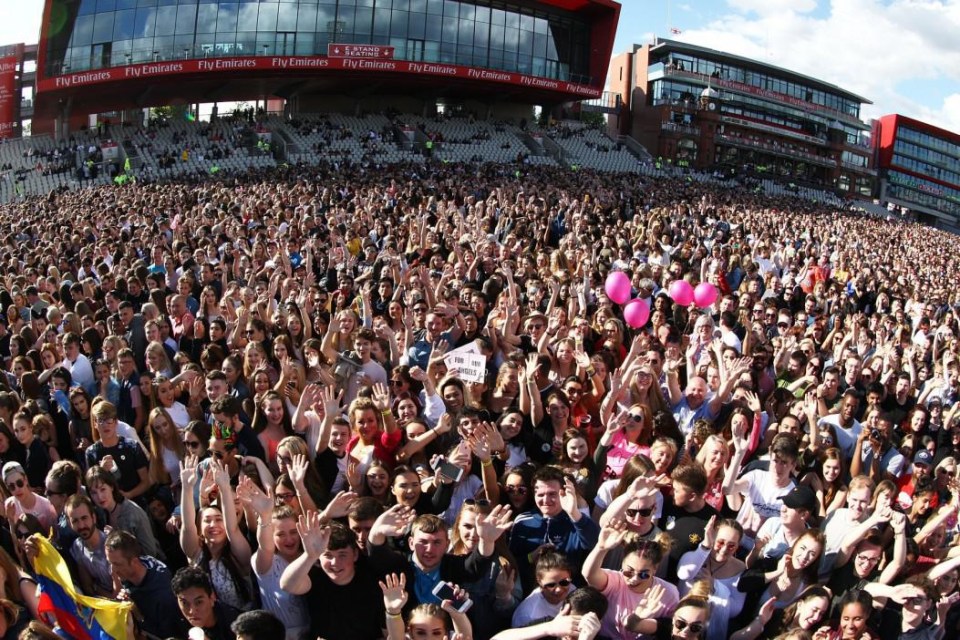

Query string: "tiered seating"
[[401, 116, 542, 164], [545, 120, 643, 173], [0, 132, 115, 201], [121, 116, 271, 179], [271, 113, 420, 166]]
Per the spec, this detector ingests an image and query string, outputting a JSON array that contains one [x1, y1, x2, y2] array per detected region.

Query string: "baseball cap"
[[781, 485, 817, 513], [914, 450, 934, 467]]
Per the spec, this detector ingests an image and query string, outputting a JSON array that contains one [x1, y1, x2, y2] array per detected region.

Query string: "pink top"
[[5, 495, 58, 532], [599, 569, 680, 640], [603, 430, 649, 479]]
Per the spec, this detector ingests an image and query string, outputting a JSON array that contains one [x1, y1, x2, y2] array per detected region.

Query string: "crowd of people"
[[0, 157, 955, 640]]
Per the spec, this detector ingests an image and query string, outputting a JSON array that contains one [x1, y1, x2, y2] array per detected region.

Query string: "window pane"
[[217, 3, 238, 31], [175, 4, 196, 34], [407, 11, 425, 38], [297, 4, 317, 31], [390, 10, 407, 37], [278, 2, 297, 30], [197, 3, 217, 32], [93, 12, 115, 42], [114, 9, 136, 39], [135, 7, 156, 36], [354, 7, 373, 36], [97, 0, 117, 11], [458, 19, 473, 47], [237, 3, 258, 30], [373, 7, 390, 35], [72, 15, 96, 45], [257, 3, 277, 30]]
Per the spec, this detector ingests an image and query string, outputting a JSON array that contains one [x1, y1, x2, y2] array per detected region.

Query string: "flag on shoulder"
[[31, 535, 133, 640]]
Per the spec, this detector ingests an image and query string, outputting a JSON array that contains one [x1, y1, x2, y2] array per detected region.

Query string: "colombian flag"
[[31, 535, 133, 640]]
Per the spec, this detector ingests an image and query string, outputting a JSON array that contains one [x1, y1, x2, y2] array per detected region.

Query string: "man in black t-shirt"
[[658, 463, 718, 575], [280, 515, 393, 640], [172, 566, 240, 640]]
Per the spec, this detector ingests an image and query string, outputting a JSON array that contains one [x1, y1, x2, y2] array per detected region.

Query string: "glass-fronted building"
[[875, 114, 960, 230], [607, 38, 876, 196], [43, 0, 595, 84]]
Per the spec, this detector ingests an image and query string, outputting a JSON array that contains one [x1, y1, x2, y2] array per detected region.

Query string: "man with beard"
[[64, 493, 113, 597]]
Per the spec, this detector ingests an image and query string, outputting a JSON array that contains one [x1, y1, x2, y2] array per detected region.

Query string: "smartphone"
[[431, 582, 472, 613], [431, 457, 465, 483]]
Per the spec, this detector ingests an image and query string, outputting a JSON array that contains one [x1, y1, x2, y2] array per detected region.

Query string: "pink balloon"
[[623, 299, 650, 328], [669, 280, 694, 306], [694, 282, 719, 308], [605, 271, 632, 304]]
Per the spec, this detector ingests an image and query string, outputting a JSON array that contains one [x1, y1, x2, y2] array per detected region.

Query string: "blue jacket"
[[508, 510, 600, 592]]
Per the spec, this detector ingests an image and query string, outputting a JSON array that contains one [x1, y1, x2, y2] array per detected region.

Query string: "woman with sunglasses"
[[583, 525, 679, 639], [625, 592, 711, 640], [500, 465, 535, 518], [182, 420, 211, 462], [677, 516, 747, 639], [146, 407, 186, 500], [595, 405, 654, 481], [597, 474, 662, 572], [513, 552, 576, 627], [450, 499, 523, 638], [2, 462, 56, 532]]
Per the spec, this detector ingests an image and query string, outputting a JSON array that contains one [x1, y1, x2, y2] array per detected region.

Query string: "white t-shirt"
[[512, 589, 563, 628], [818, 415, 862, 460], [735, 469, 794, 535]]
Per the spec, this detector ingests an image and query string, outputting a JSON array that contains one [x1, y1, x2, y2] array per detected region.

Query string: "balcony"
[[716, 133, 836, 166], [661, 121, 700, 136]]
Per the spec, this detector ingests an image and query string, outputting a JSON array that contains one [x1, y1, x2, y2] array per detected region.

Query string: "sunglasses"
[[275, 492, 297, 504], [212, 450, 232, 460], [540, 578, 572, 589], [413, 307, 427, 313], [622, 568, 652, 580], [184, 439, 201, 449], [6, 479, 24, 491], [625, 507, 654, 518], [504, 485, 527, 495], [464, 499, 491, 507], [628, 413, 644, 423], [14, 530, 30, 540], [673, 619, 704, 633]]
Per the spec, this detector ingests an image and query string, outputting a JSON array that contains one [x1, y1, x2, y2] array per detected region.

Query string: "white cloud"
[[672, 0, 960, 133]]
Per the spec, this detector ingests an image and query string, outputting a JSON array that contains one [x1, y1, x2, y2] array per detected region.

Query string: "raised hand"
[[574, 350, 592, 371], [210, 458, 231, 488], [597, 520, 629, 551], [379, 573, 408, 615], [319, 385, 344, 419], [296, 510, 331, 560], [475, 504, 513, 543], [235, 476, 272, 516], [372, 504, 417, 539], [439, 583, 469, 614], [629, 475, 658, 500], [494, 564, 516, 600], [743, 390, 762, 414], [179, 455, 199, 488], [702, 514, 718, 550], [560, 477, 580, 518], [371, 382, 392, 412], [633, 582, 666, 619], [757, 596, 778, 625], [288, 454, 309, 488], [544, 604, 581, 638]]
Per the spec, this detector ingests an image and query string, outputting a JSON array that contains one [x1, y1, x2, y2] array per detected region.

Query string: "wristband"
[[386, 611, 402, 618], [481, 459, 493, 468], [381, 409, 393, 417], [587, 368, 596, 377]]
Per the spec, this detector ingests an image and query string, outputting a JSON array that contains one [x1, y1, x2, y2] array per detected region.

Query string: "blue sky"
[[4, 0, 959, 134], [612, 0, 960, 134]]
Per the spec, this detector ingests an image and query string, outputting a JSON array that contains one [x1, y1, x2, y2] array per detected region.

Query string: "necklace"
[[707, 556, 729, 575]]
